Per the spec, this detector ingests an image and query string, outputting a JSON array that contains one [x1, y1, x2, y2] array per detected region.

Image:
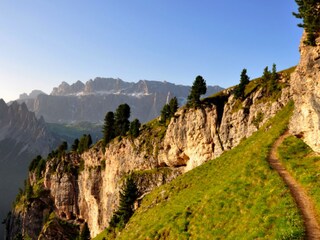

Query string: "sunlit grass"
[[94, 101, 305, 239], [278, 135, 320, 219]]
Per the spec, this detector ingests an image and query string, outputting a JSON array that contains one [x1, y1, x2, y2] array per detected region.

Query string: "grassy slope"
[[95, 102, 305, 239], [278, 135, 320, 220]]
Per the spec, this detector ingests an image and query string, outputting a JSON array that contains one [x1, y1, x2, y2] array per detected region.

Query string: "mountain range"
[[0, 78, 222, 238], [4, 8, 320, 239], [18, 78, 223, 124]]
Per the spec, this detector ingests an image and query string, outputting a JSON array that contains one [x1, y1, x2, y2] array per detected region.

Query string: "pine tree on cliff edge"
[[234, 68, 250, 99], [114, 103, 131, 137], [103, 111, 115, 144], [187, 75, 207, 107], [293, 0, 320, 46]]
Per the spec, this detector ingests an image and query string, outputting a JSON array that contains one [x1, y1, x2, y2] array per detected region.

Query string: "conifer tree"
[[160, 97, 179, 123], [103, 111, 115, 144], [234, 68, 250, 99], [109, 176, 138, 229], [169, 96, 178, 115], [71, 138, 79, 152], [87, 134, 92, 148], [187, 75, 207, 106], [129, 119, 141, 138], [293, 0, 320, 46], [270, 63, 279, 92], [59, 141, 68, 153], [160, 104, 171, 123], [115, 104, 131, 136], [262, 66, 271, 83], [78, 134, 92, 154]]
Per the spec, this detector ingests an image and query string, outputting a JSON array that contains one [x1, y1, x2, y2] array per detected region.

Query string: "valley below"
[[2, 2, 320, 239]]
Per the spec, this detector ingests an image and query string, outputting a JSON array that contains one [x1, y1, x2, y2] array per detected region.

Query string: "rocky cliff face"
[[159, 86, 290, 172], [290, 32, 320, 152], [19, 78, 223, 124], [0, 100, 59, 238], [6, 71, 292, 239]]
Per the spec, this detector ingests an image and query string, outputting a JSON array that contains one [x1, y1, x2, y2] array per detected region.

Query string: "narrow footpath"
[[269, 131, 320, 239]]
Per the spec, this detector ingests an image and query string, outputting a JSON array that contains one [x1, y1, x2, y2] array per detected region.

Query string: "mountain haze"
[[19, 78, 223, 124], [0, 100, 59, 238]]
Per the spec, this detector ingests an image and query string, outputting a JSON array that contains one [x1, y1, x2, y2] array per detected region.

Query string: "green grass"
[[278, 135, 320, 219], [137, 118, 168, 157], [94, 101, 305, 240]]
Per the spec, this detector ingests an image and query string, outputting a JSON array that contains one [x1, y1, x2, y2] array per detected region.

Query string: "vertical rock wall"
[[290, 32, 320, 152]]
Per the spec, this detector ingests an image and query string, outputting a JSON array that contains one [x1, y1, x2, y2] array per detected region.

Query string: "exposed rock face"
[[44, 140, 182, 237], [159, 87, 291, 171], [6, 75, 292, 239], [7, 133, 181, 238], [0, 100, 59, 238], [290, 32, 320, 152], [19, 78, 223, 124]]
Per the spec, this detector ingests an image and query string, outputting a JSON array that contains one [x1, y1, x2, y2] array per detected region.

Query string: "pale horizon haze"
[[0, 0, 302, 102]]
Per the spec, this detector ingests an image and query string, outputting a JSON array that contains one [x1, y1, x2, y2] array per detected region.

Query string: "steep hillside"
[[0, 100, 59, 238], [96, 102, 305, 239], [19, 78, 223, 124], [5, 5, 320, 239], [5, 67, 294, 239]]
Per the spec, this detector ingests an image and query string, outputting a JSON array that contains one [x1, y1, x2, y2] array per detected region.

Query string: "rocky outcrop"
[[7, 133, 181, 238], [290, 32, 320, 152], [159, 86, 291, 171]]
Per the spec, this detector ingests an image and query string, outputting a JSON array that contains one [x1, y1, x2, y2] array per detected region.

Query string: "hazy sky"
[[0, 0, 302, 102]]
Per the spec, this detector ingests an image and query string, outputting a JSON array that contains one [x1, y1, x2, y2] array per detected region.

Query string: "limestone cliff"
[[290, 32, 320, 152], [159, 86, 290, 171], [6, 72, 292, 239]]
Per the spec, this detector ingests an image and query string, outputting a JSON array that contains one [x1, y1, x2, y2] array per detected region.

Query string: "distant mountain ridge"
[[0, 100, 58, 155], [19, 78, 223, 124], [50, 78, 221, 98], [0, 99, 59, 238]]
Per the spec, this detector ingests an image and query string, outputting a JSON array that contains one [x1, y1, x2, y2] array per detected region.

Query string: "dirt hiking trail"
[[269, 131, 320, 239]]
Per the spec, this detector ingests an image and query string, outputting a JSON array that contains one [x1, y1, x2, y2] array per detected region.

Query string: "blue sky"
[[0, 0, 302, 102]]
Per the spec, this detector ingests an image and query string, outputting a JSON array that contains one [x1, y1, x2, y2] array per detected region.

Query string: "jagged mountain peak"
[[19, 90, 47, 100], [52, 81, 76, 96], [20, 78, 223, 124], [83, 77, 132, 94], [0, 98, 7, 110], [50, 77, 222, 97], [2, 101, 52, 143]]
